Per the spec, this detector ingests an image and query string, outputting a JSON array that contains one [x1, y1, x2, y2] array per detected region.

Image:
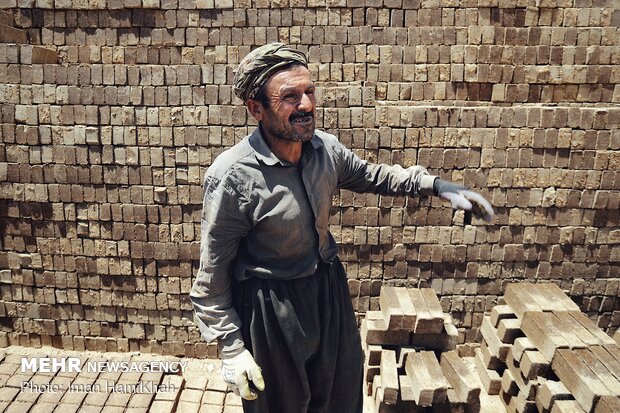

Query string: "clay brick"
[[403, 351, 449, 406], [360, 314, 410, 347], [568, 311, 617, 346], [408, 288, 443, 334], [497, 318, 524, 344], [520, 350, 550, 381], [521, 312, 572, 362], [536, 380, 573, 413], [379, 349, 399, 405], [440, 350, 480, 406], [552, 349, 615, 412], [481, 316, 511, 362], [512, 336, 536, 364], [594, 396, 620, 413], [490, 304, 517, 327], [474, 348, 501, 395], [504, 283, 544, 318], [379, 286, 415, 331]]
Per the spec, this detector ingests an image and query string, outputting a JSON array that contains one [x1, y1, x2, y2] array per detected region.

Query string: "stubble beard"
[[262, 114, 315, 143]]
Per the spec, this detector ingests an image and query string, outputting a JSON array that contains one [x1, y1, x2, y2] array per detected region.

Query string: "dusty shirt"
[[190, 127, 437, 353]]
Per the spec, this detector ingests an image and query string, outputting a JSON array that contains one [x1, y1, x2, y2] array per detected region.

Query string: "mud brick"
[[501, 368, 519, 398], [441, 350, 480, 406], [523, 284, 578, 311], [568, 311, 617, 346], [362, 343, 382, 366], [0, 25, 27, 43], [418, 288, 445, 333], [504, 283, 543, 319], [474, 348, 501, 395], [513, 390, 538, 413], [403, 351, 449, 406], [380, 349, 399, 405], [408, 289, 442, 334], [409, 317, 458, 352], [536, 380, 573, 413], [497, 318, 524, 344], [31, 46, 57, 64], [614, 330, 620, 346], [512, 337, 536, 364], [490, 305, 517, 328], [374, 378, 421, 413], [398, 374, 414, 403], [360, 315, 410, 347], [481, 316, 511, 362], [364, 358, 380, 394], [574, 348, 620, 394], [550, 400, 586, 413], [589, 346, 620, 382], [479, 340, 503, 372], [379, 286, 414, 330], [149, 400, 175, 412], [539, 283, 581, 312], [520, 350, 549, 381], [594, 396, 620, 413], [553, 311, 601, 347], [521, 312, 572, 362], [552, 349, 616, 412]]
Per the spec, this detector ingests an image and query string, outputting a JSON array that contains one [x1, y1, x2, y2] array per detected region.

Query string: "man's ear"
[[246, 99, 264, 122]]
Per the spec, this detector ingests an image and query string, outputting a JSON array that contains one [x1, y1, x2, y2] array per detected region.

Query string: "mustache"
[[289, 111, 313, 121]]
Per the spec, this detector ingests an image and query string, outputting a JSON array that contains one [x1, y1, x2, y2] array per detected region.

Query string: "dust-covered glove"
[[433, 178, 495, 223], [221, 348, 265, 400]]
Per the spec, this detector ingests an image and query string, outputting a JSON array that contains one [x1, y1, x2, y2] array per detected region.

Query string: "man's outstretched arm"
[[334, 140, 494, 222]]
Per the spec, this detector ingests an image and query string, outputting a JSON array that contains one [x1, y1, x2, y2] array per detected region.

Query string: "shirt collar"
[[249, 126, 323, 166]]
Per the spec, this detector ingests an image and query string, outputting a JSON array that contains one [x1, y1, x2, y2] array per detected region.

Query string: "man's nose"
[[298, 92, 313, 111]]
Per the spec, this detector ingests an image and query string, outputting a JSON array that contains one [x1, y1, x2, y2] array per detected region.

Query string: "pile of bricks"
[[362, 286, 481, 413], [1, 0, 619, 356], [476, 282, 620, 413]]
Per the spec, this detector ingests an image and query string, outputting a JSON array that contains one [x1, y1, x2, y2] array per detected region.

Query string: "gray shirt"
[[190, 127, 437, 353]]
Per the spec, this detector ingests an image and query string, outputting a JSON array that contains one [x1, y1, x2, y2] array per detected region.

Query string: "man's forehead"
[[266, 66, 314, 92]]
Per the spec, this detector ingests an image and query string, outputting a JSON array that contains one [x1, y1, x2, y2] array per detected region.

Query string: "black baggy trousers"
[[232, 258, 364, 413]]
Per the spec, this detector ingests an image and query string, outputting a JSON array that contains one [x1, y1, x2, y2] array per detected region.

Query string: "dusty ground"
[[0, 346, 505, 413], [0, 345, 240, 413]]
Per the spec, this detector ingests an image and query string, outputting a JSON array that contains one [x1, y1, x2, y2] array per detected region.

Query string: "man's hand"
[[433, 178, 494, 223], [221, 348, 265, 400]]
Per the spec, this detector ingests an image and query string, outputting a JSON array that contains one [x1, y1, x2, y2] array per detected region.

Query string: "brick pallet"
[[475, 282, 620, 413], [363, 286, 480, 413]]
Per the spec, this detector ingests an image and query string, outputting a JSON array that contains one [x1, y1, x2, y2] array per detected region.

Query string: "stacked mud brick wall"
[[0, 0, 618, 357]]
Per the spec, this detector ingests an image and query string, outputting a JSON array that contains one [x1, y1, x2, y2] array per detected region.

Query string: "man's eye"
[[284, 94, 297, 99]]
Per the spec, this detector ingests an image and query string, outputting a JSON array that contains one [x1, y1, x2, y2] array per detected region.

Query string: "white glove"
[[221, 348, 265, 400], [434, 178, 495, 223]]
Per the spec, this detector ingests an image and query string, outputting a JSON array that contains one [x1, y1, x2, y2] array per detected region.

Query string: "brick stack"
[[362, 286, 481, 413], [0, 1, 619, 356], [475, 282, 620, 413]]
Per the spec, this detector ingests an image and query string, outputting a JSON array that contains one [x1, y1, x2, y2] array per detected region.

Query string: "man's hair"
[[253, 84, 270, 108]]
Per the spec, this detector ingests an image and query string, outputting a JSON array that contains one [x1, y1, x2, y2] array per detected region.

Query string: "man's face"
[[248, 65, 316, 143]]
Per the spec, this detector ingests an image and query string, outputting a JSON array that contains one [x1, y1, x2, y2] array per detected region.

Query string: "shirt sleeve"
[[334, 141, 437, 197], [190, 173, 252, 356]]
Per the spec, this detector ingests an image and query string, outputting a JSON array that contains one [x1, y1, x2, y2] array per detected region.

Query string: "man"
[[190, 43, 494, 413]]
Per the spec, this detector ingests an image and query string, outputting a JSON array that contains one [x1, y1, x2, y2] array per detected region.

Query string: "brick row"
[[3, 103, 619, 131], [4, 44, 620, 66], [17, 26, 620, 47], [7, 7, 620, 29]]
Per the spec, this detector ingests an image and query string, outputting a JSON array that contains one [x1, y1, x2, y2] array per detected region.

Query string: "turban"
[[233, 43, 308, 102]]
